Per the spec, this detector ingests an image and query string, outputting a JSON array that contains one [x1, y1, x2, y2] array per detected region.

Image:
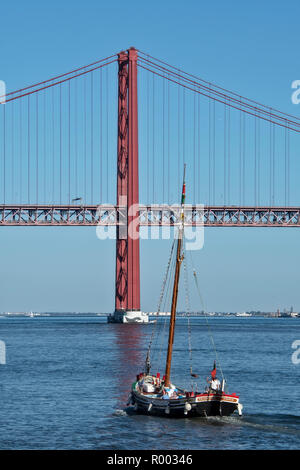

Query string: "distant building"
[[280, 310, 299, 318]]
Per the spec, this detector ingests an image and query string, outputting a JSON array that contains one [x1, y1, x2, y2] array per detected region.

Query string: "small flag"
[[181, 183, 186, 205], [211, 360, 217, 379]]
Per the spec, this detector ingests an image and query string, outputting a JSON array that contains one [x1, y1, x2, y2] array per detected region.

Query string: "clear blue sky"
[[1, 0, 300, 313]]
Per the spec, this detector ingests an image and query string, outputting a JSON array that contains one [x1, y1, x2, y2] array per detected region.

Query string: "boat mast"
[[164, 165, 186, 388]]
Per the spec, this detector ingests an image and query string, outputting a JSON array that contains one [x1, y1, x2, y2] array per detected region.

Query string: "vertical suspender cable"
[[19, 99, 22, 203], [28, 95, 30, 203], [224, 100, 226, 206], [36, 93, 39, 203], [84, 73, 87, 203], [75, 79, 78, 199], [68, 81, 71, 204], [12, 100, 14, 202], [213, 99, 215, 205], [152, 73, 155, 202], [44, 91, 46, 203], [182, 87, 185, 170], [287, 123, 288, 207], [228, 104, 231, 205], [162, 73, 165, 203], [52, 85, 54, 203], [178, 77, 180, 197], [287, 124, 290, 206], [239, 103, 242, 205], [272, 122, 275, 205], [180, 88, 186, 171], [254, 114, 257, 206], [168, 73, 170, 204], [285, 122, 287, 207], [99, 68, 102, 202], [198, 94, 200, 203], [3, 105, 5, 204], [269, 110, 272, 206], [59, 83, 62, 204], [258, 112, 260, 205], [147, 66, 150, 204], [193, 89, 196, 204], [106, 66, 109, 202], [91, 72, 94, 204], [243, 111, 246, 205], [208, 95, 211, 205]]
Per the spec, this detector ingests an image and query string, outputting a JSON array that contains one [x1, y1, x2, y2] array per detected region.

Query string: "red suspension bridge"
[[1, 47, 300, 317]]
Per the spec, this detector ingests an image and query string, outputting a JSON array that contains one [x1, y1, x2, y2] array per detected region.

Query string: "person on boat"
[[162, 385, 178, 399], [154, 377, 162, 393], [206, 361, 221, 393], [209, 377, 221, 392]]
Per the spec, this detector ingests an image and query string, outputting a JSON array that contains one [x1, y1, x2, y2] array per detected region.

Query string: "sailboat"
[[128, 166, 243, 418]]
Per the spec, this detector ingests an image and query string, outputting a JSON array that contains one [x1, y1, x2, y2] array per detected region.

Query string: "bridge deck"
[[0, 205, 299, 226]]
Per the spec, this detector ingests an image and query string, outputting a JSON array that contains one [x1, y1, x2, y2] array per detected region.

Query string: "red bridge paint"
[[115, 48, 140, 313]]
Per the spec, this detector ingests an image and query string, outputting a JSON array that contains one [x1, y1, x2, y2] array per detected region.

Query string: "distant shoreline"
[[0, 312, 298, 318]]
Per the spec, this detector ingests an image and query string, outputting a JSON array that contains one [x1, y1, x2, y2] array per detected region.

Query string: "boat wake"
[[113, 409, 128, 417], [118, 404, 300, 440], [203, 412, 300, 436]]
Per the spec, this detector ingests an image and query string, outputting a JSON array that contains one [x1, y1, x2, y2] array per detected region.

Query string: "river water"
[[0, 316, 299, 450]]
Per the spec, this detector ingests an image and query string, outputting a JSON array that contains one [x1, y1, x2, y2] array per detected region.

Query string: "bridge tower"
[[111, 48, 146, 323]]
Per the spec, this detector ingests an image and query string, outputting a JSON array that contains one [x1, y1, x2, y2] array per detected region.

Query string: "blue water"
[[0, 316, 299, 449]]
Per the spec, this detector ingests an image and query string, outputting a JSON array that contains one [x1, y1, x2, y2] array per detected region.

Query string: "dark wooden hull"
[[130, 389, 240, 418]]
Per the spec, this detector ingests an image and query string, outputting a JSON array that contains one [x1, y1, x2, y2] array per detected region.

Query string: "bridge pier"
[[112, 47, 144, 324]]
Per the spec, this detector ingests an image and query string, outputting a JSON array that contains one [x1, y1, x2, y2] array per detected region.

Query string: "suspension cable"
[[137, 49, 300, 123]]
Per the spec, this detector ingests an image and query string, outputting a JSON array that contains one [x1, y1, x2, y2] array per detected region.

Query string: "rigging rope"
[[182, 238, 195, 386], [188, 251, 225, 383], [154, 242, 177, 372], [145, 238, 176, 372]]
